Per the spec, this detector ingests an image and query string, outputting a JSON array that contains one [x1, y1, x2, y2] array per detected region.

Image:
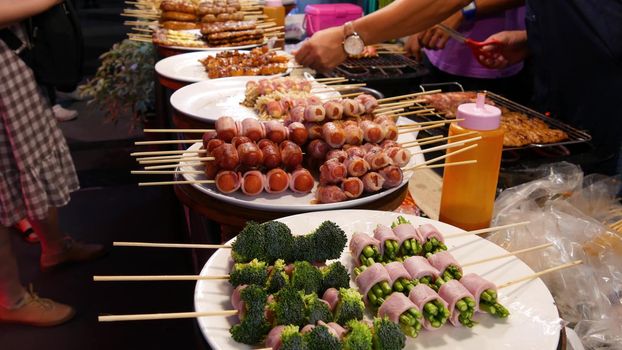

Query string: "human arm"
[[478, 30, 528, 68], [0, 0, 60, 28]]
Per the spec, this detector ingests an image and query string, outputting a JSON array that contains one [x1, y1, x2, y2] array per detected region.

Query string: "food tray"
[[409, 83, 592, 151]]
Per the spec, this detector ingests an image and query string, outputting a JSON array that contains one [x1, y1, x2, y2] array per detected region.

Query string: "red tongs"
[[436, 23, 501, 64]]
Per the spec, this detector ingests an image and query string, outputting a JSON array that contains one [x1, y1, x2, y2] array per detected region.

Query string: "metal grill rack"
[[328, 54, 429, 82]]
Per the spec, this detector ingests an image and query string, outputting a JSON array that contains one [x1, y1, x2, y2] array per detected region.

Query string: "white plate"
[[158, 37, 267, 51], [194, 210, 561, 350], [170, 78, 342, 123], [155, 50, 294, 83], [178, 117, 424, 212]]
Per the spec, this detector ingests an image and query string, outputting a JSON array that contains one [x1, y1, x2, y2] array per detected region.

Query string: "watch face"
[[344, 35, 365, 55]]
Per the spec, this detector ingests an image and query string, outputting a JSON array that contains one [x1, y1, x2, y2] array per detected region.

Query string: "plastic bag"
[[487, 162, 622, 349]]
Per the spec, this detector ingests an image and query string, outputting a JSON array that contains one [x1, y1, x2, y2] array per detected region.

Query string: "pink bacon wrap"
[[427, 251, 462, 276], [403, 256, 440, 280], [384, 261, 412, 286], [265, 325, 286, 350], [392, 222, 423, 246], [344, 156, 370, 177], [408, 284, 448, 330], [417, 223, 445, 243], [349, 232, 380, 266], [378, 293, 419, 324], [438, 279, 475, 326], [316, 185, 347, 203], [322, 287, 340, 311], [241, 170, 265, 196], [373, 224, 398, 256], [355, 263, 390, 303], [459, 273, 497, 311]]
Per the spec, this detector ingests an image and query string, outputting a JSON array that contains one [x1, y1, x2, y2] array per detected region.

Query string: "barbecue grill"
[[324, 54, 429, 82]]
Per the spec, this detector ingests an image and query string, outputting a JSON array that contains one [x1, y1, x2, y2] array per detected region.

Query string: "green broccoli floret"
[[231, 221, 266, 263], [262, 221, 295, 263], [334, 288, 365, 325], [266, 259, 290, 294], [305, 324, 343, 350], [311, 221, 348, 261], [291, 261, 323, 294], [321, 262, 351, 294], [270, 287, 306, 326], [343, 320, 373, 350], [229, 285, 270, 345], [372, 317, 406, 350], [281, 325, 308, 350], [292, 234, 315, 262], [229, 259, 269, 287], [303, 293, 332, 324]]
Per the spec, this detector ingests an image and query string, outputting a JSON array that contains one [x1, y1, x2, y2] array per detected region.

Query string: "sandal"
[[14, 219, 40, 244]]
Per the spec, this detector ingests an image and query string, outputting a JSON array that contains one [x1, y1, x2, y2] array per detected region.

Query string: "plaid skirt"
[[0, 41, 79, 227]]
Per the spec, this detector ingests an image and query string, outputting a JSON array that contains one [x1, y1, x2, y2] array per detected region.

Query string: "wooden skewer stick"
[[114, 241, 230, 249], [93, 275, 229, 282], [462, 242, 555, 268], [322, 79, 349, 85], [131, 149, 206, 156], [338, 92, 363, 98], [377, 89, 442, 103], [263, 25, 284, 32], [377, 100, 417, 108], [143, 162, 203, 170], [135, 139, 202, 145], [132, 170, 204, 175], [406, 136, 482, 155], [397, 123, 445, 134], [374, 107, 405, 115], [137, 154, 193, 161], [314, 76, 346, 82], [497, 260, 583, 289], [139, 156, 213, 165], [403, 143, 478, 171], [444, 221, 531, 239], [392, 108, 437, 118], [400, 131, 478, 148], [399, 119, 465, 131], [414, 160, 477, 170], [143, 128, 213, 133], [138, 180, 215, 186], [98, 310, 238, 322], [128, 37, 152, 43]]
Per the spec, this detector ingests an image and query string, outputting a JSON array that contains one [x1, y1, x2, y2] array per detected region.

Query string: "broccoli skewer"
[[229, 258, 269, 287], [332, 288, 366, 325], [229, 285, 271, 345]]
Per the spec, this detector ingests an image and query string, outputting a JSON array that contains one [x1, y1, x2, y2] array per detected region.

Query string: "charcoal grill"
[[324, 54, 429, 82]]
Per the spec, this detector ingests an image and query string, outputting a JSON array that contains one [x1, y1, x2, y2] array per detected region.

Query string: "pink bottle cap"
[[456, 93, 501, 131]]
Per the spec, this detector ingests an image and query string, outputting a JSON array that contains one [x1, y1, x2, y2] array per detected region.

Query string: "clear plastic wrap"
[[487, 162, 622, 350]]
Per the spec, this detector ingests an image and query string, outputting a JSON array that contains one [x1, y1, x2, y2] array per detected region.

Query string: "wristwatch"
[[342, 21, 365, 57]]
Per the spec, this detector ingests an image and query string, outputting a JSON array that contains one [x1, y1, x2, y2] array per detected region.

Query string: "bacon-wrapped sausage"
[[379, 165, 404, 188], [215, 116, 237, 142], [241, 118, 264, 142], [205, 138, 224, 153], [231, 136, 252, 149], [202, 130, 217, 149], [345, 146, 366, 159], [341, 177, 364, 198], [287, 122, 308, 145], [316, 185, 347, 203], [241, 170, 265, 196], [279, 141, 303, 170], [361, 120, 386, 144], [355, 94, 378, 113], [305, 122, 323, 140], [386, 147, 411, 167], [362, 171, 385, 192], [285, 105, 305, 125], [215, 170, 241, 193], [323, 101, 344, 120], [306, 139, 330, 160], [342, 99, 359, 117], [364, 150, 393, 171], [264, 168, 289, 193], [236, 142, 264, 168], [304, 104, 325, 122], [319, 158, 347, 185], [264, 120, 288, 144], [344, 156, 370, 177], [265, 100, 285, 119], [204, 160, 219, 180], [322, 122, 346, 148], [326, 149, 347, 163], [380, 140, 399, 149], [212, 143, 239, 170], [344, 123, 364, 145], [258, 141, 281, 169], [380, 120, 399, 141], [289, 167, 314, 193]]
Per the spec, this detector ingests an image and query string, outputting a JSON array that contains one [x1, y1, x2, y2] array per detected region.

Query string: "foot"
[[0, 289, 75, 327], [56, 89, 90, 102], [13, 219, 39, 244], [40, 237, 107, 271], [52, 104, 78, 122]]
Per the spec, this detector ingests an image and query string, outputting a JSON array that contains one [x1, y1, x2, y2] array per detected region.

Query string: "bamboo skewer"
[[138, 180, 215, 186], [137, 154, 195, 161], [397, 123, 445, 134], [404, 143, 478, 171], [497, 260, 583, 289], [314, 76, 346, 82], [377, 89, 442, 103], [398, 134, 444, 146], [406, 136, 482, 155], [114, 241, 230, 249], [462, 242, 555, 268], [400, 131, 478, 148], [374, 108, 405, 116], [444, 221, 531, 239], [135, 139, 202, 145], [131, 149, 205, 156], [143, 162, 203, 170], [99, 310, 238, 322], [392, 108, 438, 118], [94, 275, 229, 282], [139, 156, 213, 165], [143, 129, 213, 133], [132, 170, 204, 175], [338, 92, 363, 98], [414, 160, 476, 170]]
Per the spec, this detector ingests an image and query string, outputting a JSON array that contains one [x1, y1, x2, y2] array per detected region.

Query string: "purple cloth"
[[424, 7, 525, 79]]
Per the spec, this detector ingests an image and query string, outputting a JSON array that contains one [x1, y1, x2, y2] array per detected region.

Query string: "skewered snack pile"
[[198, 46, 289, 78]]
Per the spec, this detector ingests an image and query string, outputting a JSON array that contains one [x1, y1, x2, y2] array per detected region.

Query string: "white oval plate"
[[155, 50, 294, 83], [194, 210, 561, 350], [170, 78, 342, 123], [178, 117, 424, 212]]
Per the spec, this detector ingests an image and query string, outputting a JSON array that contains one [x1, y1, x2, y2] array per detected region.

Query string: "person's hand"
[[419, 12, 463, 51], [294, 26, 347, 72], [478, 30, 529, 69], [404, 34, 423, 61]]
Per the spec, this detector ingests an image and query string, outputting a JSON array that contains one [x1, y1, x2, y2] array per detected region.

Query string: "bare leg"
[[0, 225, 26, 309], [29, 207, 65, 255]]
